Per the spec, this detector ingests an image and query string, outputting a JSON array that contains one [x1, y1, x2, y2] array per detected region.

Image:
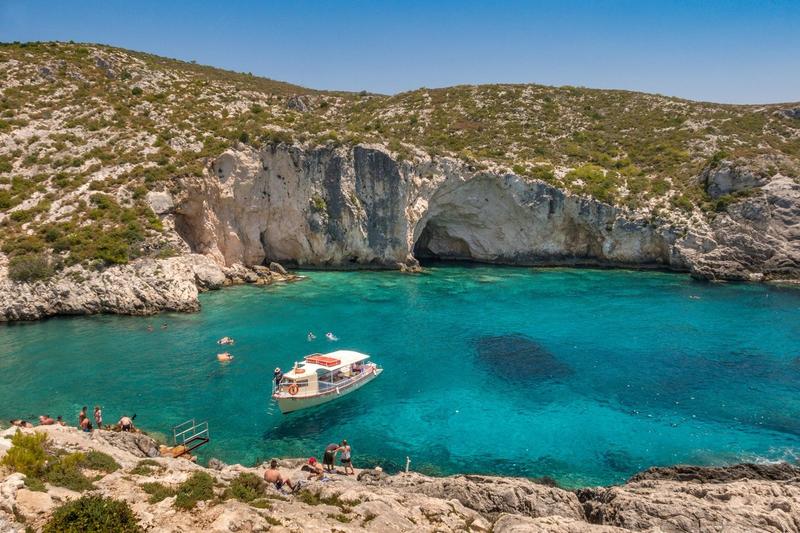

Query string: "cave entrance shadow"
[[413, 218, 475, 262]]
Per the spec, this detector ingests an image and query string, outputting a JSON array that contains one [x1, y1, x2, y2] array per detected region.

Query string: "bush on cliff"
[[43, 495, 141, 533], [45, 452, 94, 491], [226, 472, 266, 503], [0, 430, 48, 477], [174, 471, 215, 510], [8, 253, 55, 282]]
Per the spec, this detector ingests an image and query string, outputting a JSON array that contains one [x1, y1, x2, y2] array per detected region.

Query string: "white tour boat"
[[272, 350, 382, 414]]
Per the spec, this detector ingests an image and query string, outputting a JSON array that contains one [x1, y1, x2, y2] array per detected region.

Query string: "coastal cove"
[[1, 266, 800, 488]]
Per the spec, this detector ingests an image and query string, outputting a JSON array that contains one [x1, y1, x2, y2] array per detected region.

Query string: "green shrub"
[[131, 87, 142, 96], [226, 472, 265, 503], [1, 431, 48, 477], [82, 451, 120, 473], [140, 482, 176, 503], [24, 475, 47, 492], [174, 471, 214, 510], [310, 195, 326, 213], [8, 253, 54, 282], [45, 452, 94, 492], [130, 459, 162, 476], [43, 495, 141, 533]]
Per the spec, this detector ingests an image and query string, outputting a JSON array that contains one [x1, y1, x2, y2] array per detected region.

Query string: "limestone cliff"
[[172, 143, 799, 280]]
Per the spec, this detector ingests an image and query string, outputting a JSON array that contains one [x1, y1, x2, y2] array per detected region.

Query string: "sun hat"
[[308, 457, 317, 464]]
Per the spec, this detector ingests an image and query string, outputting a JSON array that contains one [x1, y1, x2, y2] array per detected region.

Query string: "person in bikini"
[[264, 460, 295, 491], [338, 439, 354, 475]]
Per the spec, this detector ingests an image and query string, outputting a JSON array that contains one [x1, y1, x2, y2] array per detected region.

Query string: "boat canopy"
[[283, 350, 370, 379]]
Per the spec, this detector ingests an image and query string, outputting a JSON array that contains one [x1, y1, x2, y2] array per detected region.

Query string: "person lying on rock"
[[10, 419, 33, 428], [38, 414, 56, 425], [264, 459, 296, 492]]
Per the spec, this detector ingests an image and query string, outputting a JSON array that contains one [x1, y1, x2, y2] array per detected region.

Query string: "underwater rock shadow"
[[601, 349, 800, 436], [473, 334, 572, 382]]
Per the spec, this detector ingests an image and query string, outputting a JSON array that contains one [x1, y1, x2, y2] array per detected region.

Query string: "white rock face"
[[172, 143, 799, 282], [0, 254, 223, 321], [173, 144, 676, 270]]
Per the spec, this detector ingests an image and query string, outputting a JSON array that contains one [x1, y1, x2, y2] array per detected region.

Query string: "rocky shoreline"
[[1, 425, 799, 532], [0, 255, 299, 322]]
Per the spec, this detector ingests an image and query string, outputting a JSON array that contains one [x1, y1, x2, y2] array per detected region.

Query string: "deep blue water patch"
[[1, 266, 800, 487]]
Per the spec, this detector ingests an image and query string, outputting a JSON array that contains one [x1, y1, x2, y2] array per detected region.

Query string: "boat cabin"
[[277, 350, 370, 396]]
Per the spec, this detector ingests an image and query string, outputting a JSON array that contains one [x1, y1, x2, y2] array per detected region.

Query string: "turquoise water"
[[2, 266, 800, 487]]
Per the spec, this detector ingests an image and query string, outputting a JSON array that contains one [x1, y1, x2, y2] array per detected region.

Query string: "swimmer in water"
[[161, 323, 168, 329], [147, 325, 153, 332], [217, 352, 234, 362], [307, 332, 316, 341], [325, 332, 338, 341]]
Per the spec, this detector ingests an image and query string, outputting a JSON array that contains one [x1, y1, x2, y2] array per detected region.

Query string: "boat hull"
[[274, 368, 382, 414]]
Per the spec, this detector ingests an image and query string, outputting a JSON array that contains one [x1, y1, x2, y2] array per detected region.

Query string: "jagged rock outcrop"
[[3, 426, 800, 532]]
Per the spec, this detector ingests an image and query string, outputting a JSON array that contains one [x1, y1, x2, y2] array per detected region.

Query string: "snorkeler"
[[307, 332, 316, 341], [325, 332, 338, 341]]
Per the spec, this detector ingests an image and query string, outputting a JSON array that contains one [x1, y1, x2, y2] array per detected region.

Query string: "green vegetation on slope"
[[1, 41, 798, 277]]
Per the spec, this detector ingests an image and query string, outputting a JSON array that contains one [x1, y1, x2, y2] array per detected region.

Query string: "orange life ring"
[[288, 384, 299, 396]]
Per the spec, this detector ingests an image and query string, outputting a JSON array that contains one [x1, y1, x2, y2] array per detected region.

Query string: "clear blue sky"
[[1, 0, 798, 104]]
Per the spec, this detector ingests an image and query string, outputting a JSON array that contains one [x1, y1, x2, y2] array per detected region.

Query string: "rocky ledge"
[[0, 255, 298, 322], [2, 425, 799, 532]]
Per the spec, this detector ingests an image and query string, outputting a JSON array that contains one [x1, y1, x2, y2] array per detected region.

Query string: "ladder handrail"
[[172, 419, 209, 446]]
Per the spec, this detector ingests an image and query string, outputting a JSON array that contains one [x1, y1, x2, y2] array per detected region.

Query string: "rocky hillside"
[[1, 41, 799, 320], [2, 425, 800, 532]]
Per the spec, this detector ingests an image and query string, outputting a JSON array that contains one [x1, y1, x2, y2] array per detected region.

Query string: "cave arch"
[[412, 215, 476, 261]]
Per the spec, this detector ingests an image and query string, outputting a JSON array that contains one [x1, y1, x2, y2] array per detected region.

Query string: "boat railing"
[[317, 365, 375, 392]]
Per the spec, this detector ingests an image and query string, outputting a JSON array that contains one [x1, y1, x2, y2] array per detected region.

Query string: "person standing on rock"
[[338, 439, 354, 475], [94, 406, 103, 429], [323, 442, 339, 473]]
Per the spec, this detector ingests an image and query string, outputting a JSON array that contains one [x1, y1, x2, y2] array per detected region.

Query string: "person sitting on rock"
[[118, 415, 134, 432], [78, 406, 88, 425], [38, 414, 56, 425], [80, 416, 92, 432], [304, 457, 324, 480], [56, 416, 66, 426], [264, 459, 296, 492]]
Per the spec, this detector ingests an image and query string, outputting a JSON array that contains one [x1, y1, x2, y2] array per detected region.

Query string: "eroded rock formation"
[[172, 143, 799, 282]]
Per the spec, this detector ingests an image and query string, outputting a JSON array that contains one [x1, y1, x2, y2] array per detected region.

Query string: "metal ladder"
[[171, 419, 210, 456]]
